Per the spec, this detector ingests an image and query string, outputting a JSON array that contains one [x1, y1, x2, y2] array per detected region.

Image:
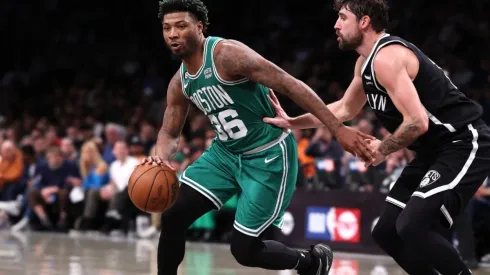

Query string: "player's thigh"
[[234, 134, 298, 237], [178, 147, 238, 210], [385, 156, 432, 209], [412, 126, 490, 228]]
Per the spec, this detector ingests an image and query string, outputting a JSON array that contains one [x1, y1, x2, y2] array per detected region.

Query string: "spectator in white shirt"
[[100, 140, 138, 234]]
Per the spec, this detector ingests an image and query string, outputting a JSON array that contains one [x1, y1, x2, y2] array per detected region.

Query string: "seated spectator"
[[128, 135, 146, 162], [60, 137, 79, 163], [0, 140, 24, 201], [28, 146, 80, 230], [99, 141, 138, 234], [305, 127, 343, 189], [78, 140, 109, 230], [7, 145, 40, 231], [0, 145, 37, 218]]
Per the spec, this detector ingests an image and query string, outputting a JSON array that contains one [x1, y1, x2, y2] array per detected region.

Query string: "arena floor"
[[0, 231, 487, 275]]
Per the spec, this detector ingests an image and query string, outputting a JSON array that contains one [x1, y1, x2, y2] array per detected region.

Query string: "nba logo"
[[305, 207, 361, 243]]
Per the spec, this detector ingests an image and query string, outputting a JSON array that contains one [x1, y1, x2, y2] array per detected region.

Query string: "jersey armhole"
[[210, 39, 249, 86], [371, 40, 412, 94], [179, 64, 189, 98]]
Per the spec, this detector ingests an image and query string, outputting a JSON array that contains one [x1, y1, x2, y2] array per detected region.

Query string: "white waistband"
[[242, 129, 291, 155]]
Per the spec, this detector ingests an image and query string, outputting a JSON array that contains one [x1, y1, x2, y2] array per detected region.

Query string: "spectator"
[[60, 137, 79, 163], [28, 146, 80, 230], [0, 140, 24, 201], [100, 141, 138, 234], [139, 122, 156, 154], [128, 135, 147, 162], [102, 123, 124, 164], [78, 140, 110, 231], [7, 145, 40, 231], [305, 127, 344, 189]]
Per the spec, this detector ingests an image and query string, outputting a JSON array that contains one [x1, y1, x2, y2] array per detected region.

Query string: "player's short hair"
[[158, 0, 210, 34], [334, 0, 389, 33]]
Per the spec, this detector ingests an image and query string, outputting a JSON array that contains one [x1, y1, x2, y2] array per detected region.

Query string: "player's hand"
[[263, 90, 292, 129], [334, 126, 376, 163], [363, 139, 387, 167], [140, 156, 176, 171]]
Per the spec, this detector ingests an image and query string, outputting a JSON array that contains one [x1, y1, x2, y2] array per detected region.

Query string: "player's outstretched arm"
[[374, 45, 429, 158], [148, 70, 190, 169], [265, 57, 367, 129], [214, 40, 375, 161]]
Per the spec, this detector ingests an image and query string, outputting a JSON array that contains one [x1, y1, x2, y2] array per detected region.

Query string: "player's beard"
[[167, 35, 201, 59], [338, 30, 363, 51]]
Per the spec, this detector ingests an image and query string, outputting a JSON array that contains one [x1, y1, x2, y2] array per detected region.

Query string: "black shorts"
[[386, 121, 490, 228]]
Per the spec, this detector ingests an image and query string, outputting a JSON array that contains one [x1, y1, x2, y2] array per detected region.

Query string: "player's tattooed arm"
[[213, 39, 345, 133], [378, 122, 424, 155], [156, 70, 190, 162], [374, 45, 429, 156]]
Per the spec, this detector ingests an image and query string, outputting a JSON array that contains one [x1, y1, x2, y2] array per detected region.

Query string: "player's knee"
[[230, 241, 254, 266], [159, 200, 191, 232], [371, 218, 394, 246], [395, 212, 420, 242], [230, 230, 260, 267], [371, 215, 400, 255]]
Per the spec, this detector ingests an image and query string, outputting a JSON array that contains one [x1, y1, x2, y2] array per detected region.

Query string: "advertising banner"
[[275, 189, 387, 254]]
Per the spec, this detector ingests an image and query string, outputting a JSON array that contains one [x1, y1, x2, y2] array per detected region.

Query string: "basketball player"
[[264, 0, 490, 274], [142, 0, 378, 274]]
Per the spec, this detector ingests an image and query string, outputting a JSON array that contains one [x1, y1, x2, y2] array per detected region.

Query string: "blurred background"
[[0, 0, 490, 271]]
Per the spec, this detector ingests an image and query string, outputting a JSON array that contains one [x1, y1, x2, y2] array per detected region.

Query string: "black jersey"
[[361, 33, 483, 152]]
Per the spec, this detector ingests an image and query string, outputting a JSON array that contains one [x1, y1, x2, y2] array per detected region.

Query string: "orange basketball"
[[128, 164, 179, 213]]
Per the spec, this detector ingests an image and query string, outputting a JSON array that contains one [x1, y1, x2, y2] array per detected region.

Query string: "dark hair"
[[158, 0, 210, 33], [334, 0, 389, 33]]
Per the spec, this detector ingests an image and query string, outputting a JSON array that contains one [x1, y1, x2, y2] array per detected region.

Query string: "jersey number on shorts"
[[209, 109, 248, 141]]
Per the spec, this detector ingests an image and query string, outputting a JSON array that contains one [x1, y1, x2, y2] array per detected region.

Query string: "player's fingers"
[[267, 95, 281, 111], [269, 89, 279, 104], [162, 161, 176, 171], [263, 117, 281, 125], [356, 140, 376, 161], [358, 131, 376, 140], [154, 156, 163, 164]]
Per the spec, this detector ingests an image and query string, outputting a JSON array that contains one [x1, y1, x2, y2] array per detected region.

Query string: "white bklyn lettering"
[[366, 93, 387, 112], [189, 85, 234, 115]]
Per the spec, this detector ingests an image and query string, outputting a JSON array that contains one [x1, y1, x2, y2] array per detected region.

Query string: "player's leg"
[[157, 184, 216, 275], [231, 134, 332, 274], [371, 156, 438, 275], [157, 147, 238, 275], [396, 123, 490, 275]]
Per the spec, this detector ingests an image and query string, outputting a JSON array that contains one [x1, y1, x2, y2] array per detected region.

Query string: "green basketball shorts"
[[178, 131, 298, 237]]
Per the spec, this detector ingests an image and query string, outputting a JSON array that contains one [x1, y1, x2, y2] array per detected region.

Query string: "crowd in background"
[[0, 0, 490, 263]]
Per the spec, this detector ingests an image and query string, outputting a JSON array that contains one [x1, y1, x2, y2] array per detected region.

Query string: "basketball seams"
[[130, 165, 160, 199], [144, 170, 164, 212]]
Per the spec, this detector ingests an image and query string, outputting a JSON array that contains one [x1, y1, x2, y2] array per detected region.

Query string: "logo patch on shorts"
[[420, 170, 441, 187]]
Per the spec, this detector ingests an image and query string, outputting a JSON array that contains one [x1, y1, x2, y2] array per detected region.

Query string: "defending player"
[[264, 1, 490, 274]]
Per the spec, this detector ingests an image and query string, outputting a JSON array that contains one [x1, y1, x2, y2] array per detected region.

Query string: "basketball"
[[128, 164, 179, 213]]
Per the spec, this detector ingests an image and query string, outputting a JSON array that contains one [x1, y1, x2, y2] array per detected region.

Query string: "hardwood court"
[[0, 232, 487, 275]]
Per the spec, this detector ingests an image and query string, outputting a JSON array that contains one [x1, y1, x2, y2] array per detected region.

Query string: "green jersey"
[[180, 36, 283, 154]]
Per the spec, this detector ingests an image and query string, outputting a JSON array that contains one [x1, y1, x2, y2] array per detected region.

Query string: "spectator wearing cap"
[[128, 135, 146, 162]]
